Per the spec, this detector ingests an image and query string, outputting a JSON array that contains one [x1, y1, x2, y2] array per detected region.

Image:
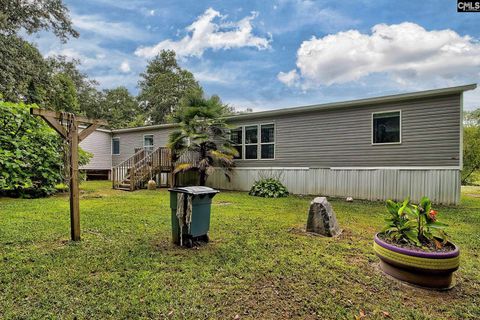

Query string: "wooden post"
[[112, 167, 116, 189], [130, 167, 135, 191], [30, 108, 107, 241], [69, 123, 81, 241]]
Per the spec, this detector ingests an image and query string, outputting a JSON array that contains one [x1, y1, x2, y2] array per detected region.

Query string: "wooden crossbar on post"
[[30, 108, 107, 241]]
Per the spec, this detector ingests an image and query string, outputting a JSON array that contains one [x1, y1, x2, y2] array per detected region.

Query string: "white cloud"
[[194, 70, 233, 84], [119, 61, 131, 73], [33, 32, 145, 92], [135, 8, 270, 58], [280, 22, 480, 88], [72, 14, 147, 41], [277, 69, 299, 87], [269, 0, 359, 34]]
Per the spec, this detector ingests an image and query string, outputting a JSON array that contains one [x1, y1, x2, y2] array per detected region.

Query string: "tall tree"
[[138, 50, 201, 124], [0, 34, 51, 104], [168, 90, 237, 186], [99, 87, 144, 129], [462, 108, 480, 184], [48, 72, 80, 113], [47, 55, 102, 117], [0, 0, 78, 42], [0, 0, 82, 107]]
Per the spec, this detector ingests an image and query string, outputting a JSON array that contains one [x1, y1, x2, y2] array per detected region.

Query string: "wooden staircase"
[[112, 147, 172, 191]]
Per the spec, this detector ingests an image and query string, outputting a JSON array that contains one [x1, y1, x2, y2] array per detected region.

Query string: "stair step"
[[116, 187, 131, 191]]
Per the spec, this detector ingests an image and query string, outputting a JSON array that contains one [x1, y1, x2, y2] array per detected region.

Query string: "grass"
[[0, 181, 479, 319]]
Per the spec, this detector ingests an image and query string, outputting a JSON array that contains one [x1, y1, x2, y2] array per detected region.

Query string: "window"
[[229, 123, 275, 160], [231, 127, 243, 159], [260, 124, 275, 159], [144, 134, 154, 152], [112, 138, 120, 155], [245, 125, 258, 159], [372, 111, 401, 144]]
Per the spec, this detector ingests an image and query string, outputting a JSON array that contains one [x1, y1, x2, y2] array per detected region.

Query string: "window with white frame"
[[230, 127, 243, 159], [112, 138, 120, 155], [144, 134, 154, 152], [372, 111, 401, 144], [230, 123, 275, 160], [260, 124, 275, 159], [245, 125, 258, 159]]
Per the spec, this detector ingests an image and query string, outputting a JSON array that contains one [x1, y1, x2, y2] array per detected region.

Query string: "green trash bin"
[[169, 186, 219, 247]]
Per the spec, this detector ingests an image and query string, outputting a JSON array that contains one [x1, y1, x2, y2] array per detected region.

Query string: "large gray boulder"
[[306, 197, 341, 237]]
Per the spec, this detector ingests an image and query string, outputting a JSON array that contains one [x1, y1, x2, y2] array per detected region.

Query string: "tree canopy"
[[463, 108, 480, 184], [48, 72, 80, 113], [138, 50, 201, 124], [98, 87, 145, 129], [0, 34, 52, 104], [0, 2, 214, 129], [0, 0, 78, 42]]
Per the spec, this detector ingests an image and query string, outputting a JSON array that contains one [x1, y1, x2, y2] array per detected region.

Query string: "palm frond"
[[220, 145, 239, 157], [198, 158, 211, 171], [173, 163, 195, 174], [209, 150, 234, 163], [206, 166, 215, 176]]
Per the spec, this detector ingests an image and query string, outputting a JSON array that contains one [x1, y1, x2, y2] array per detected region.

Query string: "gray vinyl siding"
[[79, 130, 112, 170], [110, 93, 461, 169], [230, 94, 461, 168], [111, 127, 174, 166]]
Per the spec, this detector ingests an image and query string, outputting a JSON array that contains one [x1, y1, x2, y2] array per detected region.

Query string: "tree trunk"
[[199, 143, 207, 186], [199, 170, 206, 186]]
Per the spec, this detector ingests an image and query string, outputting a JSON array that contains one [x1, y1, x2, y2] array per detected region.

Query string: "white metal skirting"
[[205, 167, 460, 205]]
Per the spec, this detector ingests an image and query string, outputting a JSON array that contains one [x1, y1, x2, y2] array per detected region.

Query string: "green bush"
[[0, 102, 91, 198], [249, 178, 289, 198]]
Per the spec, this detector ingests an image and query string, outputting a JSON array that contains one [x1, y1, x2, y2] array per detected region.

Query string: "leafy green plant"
[[0, 102, 91, 198], [249, 178, 289, 198], [462, 108, 480, 184], [382, 197, 449, 249], [0, 102, 63, 197]]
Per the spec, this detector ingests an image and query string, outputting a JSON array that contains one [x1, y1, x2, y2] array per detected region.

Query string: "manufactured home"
[[79, 84, 477, 204]]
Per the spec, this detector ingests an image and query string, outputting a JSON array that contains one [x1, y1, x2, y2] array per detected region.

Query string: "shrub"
[[78, 148, 93, 181], [249, 178, 289, 198], [0, 102, 91, 198]]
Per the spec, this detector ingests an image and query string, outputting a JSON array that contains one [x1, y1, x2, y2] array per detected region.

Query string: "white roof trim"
[[227, 83, 476, 121], [108, 83, 476, 133]]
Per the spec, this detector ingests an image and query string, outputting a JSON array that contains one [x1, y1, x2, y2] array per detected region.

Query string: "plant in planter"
[[373, 197, 460, 289]]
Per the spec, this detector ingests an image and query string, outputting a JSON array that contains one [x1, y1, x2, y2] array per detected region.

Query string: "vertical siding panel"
[[207, 168, 459, 205]]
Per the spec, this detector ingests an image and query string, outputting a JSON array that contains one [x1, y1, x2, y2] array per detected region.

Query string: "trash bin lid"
[[168, 186, 219, 195]]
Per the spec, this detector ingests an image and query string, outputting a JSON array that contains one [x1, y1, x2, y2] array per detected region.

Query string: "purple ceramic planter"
[[374, 234, 460, 259], [373, 233, 460, 289]]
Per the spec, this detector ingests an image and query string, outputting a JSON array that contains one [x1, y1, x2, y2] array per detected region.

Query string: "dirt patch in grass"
[[465, 193, 480, 198], [214, 201, 232, 206]]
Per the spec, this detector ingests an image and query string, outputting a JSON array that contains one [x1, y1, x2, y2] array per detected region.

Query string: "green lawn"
[[1, 181, 479, 319]]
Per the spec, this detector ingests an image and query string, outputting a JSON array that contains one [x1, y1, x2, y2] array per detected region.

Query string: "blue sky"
[[30, 0, 480, 111]]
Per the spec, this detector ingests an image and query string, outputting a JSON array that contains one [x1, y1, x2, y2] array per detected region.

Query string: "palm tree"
[[168, 90, 238, 186]]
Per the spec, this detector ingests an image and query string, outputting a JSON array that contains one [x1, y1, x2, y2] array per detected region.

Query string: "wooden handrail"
[[112, 146, 172, 190], [115, 148, 145, 168]]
